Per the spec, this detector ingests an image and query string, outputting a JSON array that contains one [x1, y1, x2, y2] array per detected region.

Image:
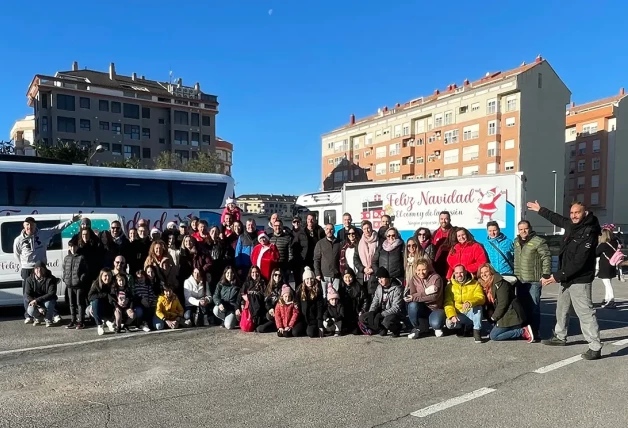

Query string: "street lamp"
[[88, 144, 104, 166], [552, 170, 557, 234]]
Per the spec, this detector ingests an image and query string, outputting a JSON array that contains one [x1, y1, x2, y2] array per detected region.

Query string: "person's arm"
[[468, 283, 486, 307], [274, 304, 285, 329], [287, 236, 294, 263], [506, 238, 515, 264], [38, 217, 78, 244], [353, 249, 365, 275], [490, 283, 510, 321], [595, 243, 606, 257], [336, 304, 345, 321], [313, 242, 322, 278], [270, 245, 280, 263], [413, 275, 443, 305], [174, 298, 184, 317], [299, 233, 308, 260], [371, 246, 381, 272], [213, 282, 223, 306], [537, 207, 571, 230], [184, 278, 200, 306], [24, 278, 35, 303], [381, 287, 403, 317], [466, 244, 489, 275], [78, 258, 88, 286], [537, 239, 552, 277], [554, 231, 597, 282], [155, 297, 166, 320], [234, 238, 243, 267], [443, 284, 456, 319], [13, 236, 21, 263], [368, 287, 382, 312], [316, 298, 324, 328], [288, 304, 300, 328]]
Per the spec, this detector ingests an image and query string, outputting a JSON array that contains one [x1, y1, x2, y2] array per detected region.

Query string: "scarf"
[[420, 239, 431, 250], [358, 233, 378, 280], [383, 238, 403, 252]]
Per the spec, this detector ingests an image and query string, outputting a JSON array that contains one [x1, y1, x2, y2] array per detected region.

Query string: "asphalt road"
[[0, 280, 627, 428]]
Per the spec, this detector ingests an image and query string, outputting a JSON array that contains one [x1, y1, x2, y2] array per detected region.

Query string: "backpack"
[[607, 243, 625, 267]]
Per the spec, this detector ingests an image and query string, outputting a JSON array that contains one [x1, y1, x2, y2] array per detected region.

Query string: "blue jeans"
[[322, 277, 340, 298], [490, 326, 524, 341], [26, 299, 56, 321], [184, 305, 207, 320], [134, 306, 144, 321], [407, 302, 446, 331], [520, 282, 542, 334], [448, 306, 483, 330], [91, 298, 112, 325], [21, 268, 33, 319]]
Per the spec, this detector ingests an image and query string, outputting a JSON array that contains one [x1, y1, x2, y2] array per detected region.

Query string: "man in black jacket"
[[269, 219, 293, 284], [25, 261, 58, 327], [527, 200, 602, 360], [304, 214, 325, 269], [313, 223, 342, 298], [290, 216, 308, 286], [337, 213, 363, 243]]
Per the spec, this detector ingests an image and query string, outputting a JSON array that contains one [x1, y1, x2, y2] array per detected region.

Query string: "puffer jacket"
[[269, 232, 293, 264], [408, 272, 444, 310], [491, 274, 525, 328], [13, 219, 74, 268], [372, 243, 405, 281], [155, 294, 184, 321], [485, 233, 514, 274], [514, 233, 552, 283], [235, 231, 258, 269], [443, 272, 486, 319], [213, 280, 241, 313], [274, 301, 299, 329], [369, 279, 404, 317], [446, 242, 488, 279], [183, 276, 206, 307], [62, 253, 88, 289]]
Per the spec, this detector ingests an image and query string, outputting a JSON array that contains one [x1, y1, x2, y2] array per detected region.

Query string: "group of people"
[[14, 197, 621, 360]]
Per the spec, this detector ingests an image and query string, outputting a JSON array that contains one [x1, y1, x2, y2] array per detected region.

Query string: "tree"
[[35, 139, 89, 163], [154, 151, 222, 174], [101, 158, 141, 169], [0, 140, 15, 155]]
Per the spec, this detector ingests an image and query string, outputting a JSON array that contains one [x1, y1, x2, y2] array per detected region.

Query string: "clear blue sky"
[[2, 0, 627, 196]]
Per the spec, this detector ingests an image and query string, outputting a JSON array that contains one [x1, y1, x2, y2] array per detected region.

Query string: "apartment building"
[[215, 137, 234, 176], [237, 194, 297, 217], [565, 88, 628, 228], [321, 56, 571, 233], [9, 115, 36, 155], [26, 61, 219, 167]]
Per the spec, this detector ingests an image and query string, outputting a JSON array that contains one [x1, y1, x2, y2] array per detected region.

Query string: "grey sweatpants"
[[554, 282, 602, 351]]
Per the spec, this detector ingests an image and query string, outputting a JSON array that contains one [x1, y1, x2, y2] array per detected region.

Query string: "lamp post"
[[88, 144, 104, 166], [552, 170, 557, 234]]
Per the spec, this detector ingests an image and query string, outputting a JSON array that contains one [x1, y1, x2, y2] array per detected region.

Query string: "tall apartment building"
[[26, 61, 219, 167], [321, 56, 571, 233], [564, 88, 628, 227]]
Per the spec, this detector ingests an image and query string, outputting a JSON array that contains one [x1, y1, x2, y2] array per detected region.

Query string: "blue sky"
[[2, 0, 627, 196]]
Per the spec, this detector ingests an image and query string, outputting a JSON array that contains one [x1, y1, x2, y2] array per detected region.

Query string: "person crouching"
[[274, 285, 299, 337], [358, 267, 404, 337], [323, 286, 344, 337], [154, 284, 184, 330]]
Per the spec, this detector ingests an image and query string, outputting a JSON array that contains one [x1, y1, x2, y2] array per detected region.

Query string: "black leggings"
[[256, 319, 277, 333], [292, 321, 320, 338], [68, 288, 85, 323]]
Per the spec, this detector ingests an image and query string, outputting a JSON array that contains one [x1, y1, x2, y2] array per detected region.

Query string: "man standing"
[[235, 219, 259, 277], [102, 220, 131, 269], [304, 214, 325, 269], [14, 214, 80, 322], [337, 213, 362, 243], [290, 217, 308, 286], [527, 200, 602, 360], [485, 221, 514, 275], [514, 220, 551, 340], [269, 219, 293, 284], [313, 223, 342, 297], [376, 215, 392, 245], [432, 211, 454, 278]]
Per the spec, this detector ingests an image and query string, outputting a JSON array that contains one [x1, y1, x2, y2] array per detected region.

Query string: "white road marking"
[[533, 355, 582, 374], [612, 338, 628, 346], [540, 312, 628, 325], [410, 388, 496, 418], [0, 328, 183, 356]]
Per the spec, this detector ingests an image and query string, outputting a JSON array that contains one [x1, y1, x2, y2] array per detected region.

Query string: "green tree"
[[35, 139, 89, 163], [0, 140, 15, 155], [101, 158, 142, 169], [154, 151, 223, 174]]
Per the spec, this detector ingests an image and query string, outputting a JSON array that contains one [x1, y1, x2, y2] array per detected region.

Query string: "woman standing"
[[144, 240, 168, 271], [372, 227, 405, 290], [340, 226, 363, 275], [404, 237, 421, 286], [357, 221, 379, 294], [446, 228, 488, 279], [597, 226, 621, 308], [414, 228, 436, 261]]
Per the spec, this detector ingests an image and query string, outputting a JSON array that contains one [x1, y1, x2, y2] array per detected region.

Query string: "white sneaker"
[[97, 325, 105, 336], [105, 321, 115, 333], [141, 323, 151, 333], [24, 318, 32, 324], [33, 319, 41, 326], [45, 320, 53, 328], [408, 329, 419, 339], [434, 329, 444, 337], [53, 315, 62, 324], [184, 319, 192, 327]]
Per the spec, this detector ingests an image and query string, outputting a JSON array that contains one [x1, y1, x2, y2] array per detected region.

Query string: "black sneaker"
[[456, 328, 466, 338], [473, 329, 483, 343], [390, 330, 400, 338], [542, 335, 567, 346], [379, 329, 388, 337], [65, 321, 76, 329], [581, 349, 601, 360]]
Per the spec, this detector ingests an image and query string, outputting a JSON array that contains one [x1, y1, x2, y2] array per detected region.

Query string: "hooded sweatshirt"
[[13, 219, 74, 268]]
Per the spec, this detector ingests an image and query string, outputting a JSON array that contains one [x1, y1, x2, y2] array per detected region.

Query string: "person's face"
[[329, 297, 338, 306], [416, 264, 427, 279], [114, 258, 125, 271], [456, 230, 467, 244], [272, 271, 282, 282], [192, 268, 202, 282], [416, 230, 428, 243], [260, 237, 269, 246], [232, 223, 242, 234], [325, 225, 334, 238], [304, 277, 314, 287], [81, 230, 90, 243], [184, 236, 194, 249], [209, 227, 218, 239], [292, 219, 301, 229], [168, 234, 175, 246], [199, 223, 207, 235], [363, 224, 372, 236], [487, 226, 499, 238], [246, 221, 255, 232], [343, 215, 352, 227], [224, 214, 233, 225], [251, 268, 260, 280], [343, 273, 353, 285], [228, 202, 236, 210], [270, 214, 278, 224], [69, 244, 77, 255], [138, 227, 148, 239], [23, 221, 34, 236], [281, 291, 291, 301], [386, 230, 397, 242], [146, 268, 156, 280], [135, 271, 145, 283], [116, 276, 125, 287], [34, 266, 43, 278], [518, 223, 530, 240], [101, 271, 112, 283], [225, 269, 234, 281], [164, 288, 174, 300], [273, 222, 281, 234], [570, 204, 586, 224], [179, 226, 187, 235], [378, 277, 390, 287], [129, 229, 137, 240], [307, 215, 315, 228], [161, 259, 173, 270], [480, 267, 492, 283], [439, 214, 451, 229], [191, 220, 199, 230], [347, 229, 356, 243], [155, 245, 164, 257], [381, 217, 390, 228], [453, 266, 465, 282], [111, 222, 122, 237], [407, 239, 417, 254]]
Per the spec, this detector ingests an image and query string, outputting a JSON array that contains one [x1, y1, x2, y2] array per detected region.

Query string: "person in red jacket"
[[446, 228, 488, 279], [432, 211, 455, 278], [250, 232, 280, 282], [221, 198, 242, 225], [274, 285, 300, 337]]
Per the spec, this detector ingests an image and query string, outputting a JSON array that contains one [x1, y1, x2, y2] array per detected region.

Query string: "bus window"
[[171, 181, 226, 209], [99, 177, 169, 208], [13, 173, 96, 207], [0, 172, 9, 205], [1, 220, 62, 254], [324, 210, 336, 225]]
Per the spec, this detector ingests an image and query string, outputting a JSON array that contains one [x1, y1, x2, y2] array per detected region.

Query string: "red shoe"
[[522, 325, 534, 343]]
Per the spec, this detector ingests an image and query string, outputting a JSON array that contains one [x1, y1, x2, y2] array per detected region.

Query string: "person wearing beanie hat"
[[358, 266, 404, 337], [323, 285, 345, 337], [24, 261, 59, 327], [302, 266, 315, 281], [250, 232, 280, 282], [341, 267, 368, 335], [62, 237, 89, 329], [293, 270, 325, 338], [274, 284, 299, 337], [221, 197, 242, 225]]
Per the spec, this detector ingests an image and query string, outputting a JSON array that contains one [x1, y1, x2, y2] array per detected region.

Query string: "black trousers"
[[256, 318, 277, 333], [359, 311, 403, 334], [68, 288, 85, 323], [292, 321, 320, 338]]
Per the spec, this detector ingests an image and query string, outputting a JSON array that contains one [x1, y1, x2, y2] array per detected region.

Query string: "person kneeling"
[[478, 264, 534, 343], [275, 285, 299, 337], [184, 268, 210, 327], [154, 284, 184, 330], [323, 286, 344, 337], [24, 262, 58, 328], [212, 266, 242, 330], [444, 264, 485, 343], [358, 267, 404, 337]]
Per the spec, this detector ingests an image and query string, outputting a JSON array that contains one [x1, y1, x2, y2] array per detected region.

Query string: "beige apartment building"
[[237, 194, 297, 217], [9, 115, 36, 156], [565, 88, 628, 228], [26, 61, 221, 167], [321, 56, 570, 233]]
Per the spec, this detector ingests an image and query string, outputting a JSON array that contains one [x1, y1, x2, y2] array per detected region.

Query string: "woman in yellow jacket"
[[443, 264, 485, 343], [154, 284, 184, 330]]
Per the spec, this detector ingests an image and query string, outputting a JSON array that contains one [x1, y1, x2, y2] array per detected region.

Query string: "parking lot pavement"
[[0, 279, 627, 428]]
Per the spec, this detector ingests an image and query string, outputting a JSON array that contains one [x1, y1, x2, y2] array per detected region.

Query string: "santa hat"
[[166, 221, 177, 230], [327, 286, 339, 301], [150, 227, 160, 235], [257, 232, 269, 242], [226, 197, 236, 205], [487, 188, 497, 194]]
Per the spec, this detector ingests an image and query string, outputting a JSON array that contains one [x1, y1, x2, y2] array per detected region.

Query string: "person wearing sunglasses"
[[290, 216, 309, 286], [340, 227, 363, 279], [337, 213, 362, 243], [413, 227, 436, 261], [370, 227, 405, 293]]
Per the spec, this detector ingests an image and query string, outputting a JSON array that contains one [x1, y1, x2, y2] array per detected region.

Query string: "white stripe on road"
[[533, 355, 582, 374], [0, 328, 183, 357], [612, 338, 628, 346], [540, 312, 628, 325], [410, 388, 496, 418]]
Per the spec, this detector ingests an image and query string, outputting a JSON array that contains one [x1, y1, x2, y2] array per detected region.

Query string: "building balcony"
[[401, 144, 415, 157], [401, 163, 415, 175]]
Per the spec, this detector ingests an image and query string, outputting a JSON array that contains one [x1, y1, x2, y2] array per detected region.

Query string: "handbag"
[[239, 301, 255, 332], [488, 241, 514, 271]]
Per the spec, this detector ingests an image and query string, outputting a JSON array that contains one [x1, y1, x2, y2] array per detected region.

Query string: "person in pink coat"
[[221, 197, 242, 225], [250, 232, 280, 282]]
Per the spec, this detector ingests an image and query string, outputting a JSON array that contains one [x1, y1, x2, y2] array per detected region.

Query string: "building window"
[[41, 117, 48, 132], [505, 117, 516, 127], [375, 163, 387, 176], [112, 144, 122, 155], [569, 161, 576, 173], [99, 100, 109, 111], [505, 161, 515, 171], [202, 135, 211, 145], [394, 124, 401, 137], [123, 103, 140, 119], [591, 192, 599, 205], [459, 106, 468, 114], [428, 135, 437, 143], [504, 139, 515, 150], [124, 124, 140, 140], [79, 97, 90, 109], [538, 73, 543, 88], [80, 119, 91, 131], [592, 157, 600, 170], [383, 128, 390, 136], [577, 160, 586, 172], [577, 176, 585, 189], [506, 97, 517, 112], [191, 113, 200, 127], [434, 114, 443, 128], [389, 161, 401, 173], [202, 115, 211, 126], [174, 111, 189, 125], [462, 165, 479, 176], [486, 163, 498, 174], [175, 150, 190, 164], [462, 145, 479, 162], [414, 120, 425, 134], [578, 142, 586, 155], [488, 120, 497, 136], [111, 102, 121, 113], [366, 133, 373, 145], [158, 118, 165, 124], [389, 143, 400, 156], [569, 144, 576, 158], [592, 139, 600, 153], [582, 122, 598, 135], [174, 130, 189, 145], [444, 129, 459, 145], [191, 132, 200, 146], [463, 124, 479, 141], [443, 168, 458, 177], [142, 128, 150, 139], [124, 145, 140, 159], [375, 146, 386, 158], [402, 123, 410, 136], [444, 111, 453, 125], [471, 103, 480, 112], [443, 149, 459, 165], [101, 143, 110, 151], [591, 175, 599, 188], [57, 94, 75, 111], [487, 141, 498, 157], [143, 148, 151, 159], [99, 121, 109, 131], [57, 116, 76, 133], [112, 123, 121, 135], [487, 99, 497, 114], [159, 138, 165, 144], [41, 94, 48, 108], [576, 193, 584, 203]]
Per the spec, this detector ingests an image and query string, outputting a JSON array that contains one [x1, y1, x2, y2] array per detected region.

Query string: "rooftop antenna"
[[169, 70, 173, 85]]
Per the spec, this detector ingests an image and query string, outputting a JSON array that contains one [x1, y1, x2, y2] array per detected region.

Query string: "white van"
[[0, 213, 122, 307]]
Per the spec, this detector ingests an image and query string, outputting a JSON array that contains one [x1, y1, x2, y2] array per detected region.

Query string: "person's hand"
[[278, 328, 284, 334], [448, 316, 458, 324], [526, 200, 541, 212], [126, 308, 134, 318], [541, 275, 557, 286], [462, 302, 471, 311], [199, 298, 208, 307], [166, 320, 175, 329], [319, 328, 325, 338], [29, 300, 37, 307], [365, 267, 373, 275], [316, 276, 322, 281], [284, 327, 291, 332], [242, 294, 249, 302], [219, 304, 225, 312], [235, 309, 241, 317], [71, 213, 82, 222], [269, 308, 275, 317], [403, 296, 412, 303]]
